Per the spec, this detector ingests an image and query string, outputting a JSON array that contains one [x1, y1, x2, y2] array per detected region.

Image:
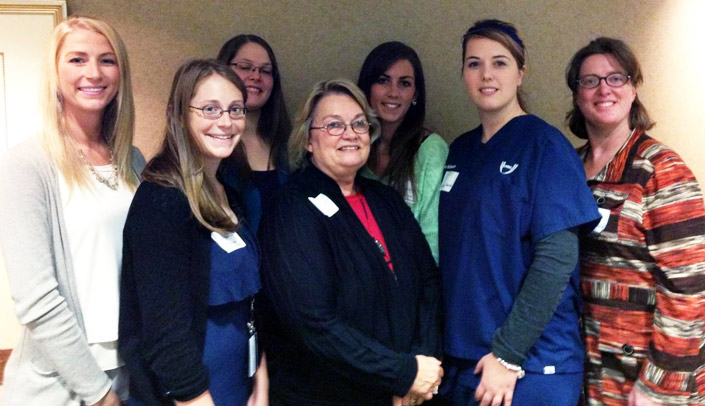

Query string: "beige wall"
[[66, 0, 705, 184], [2, 0, 703, 348]]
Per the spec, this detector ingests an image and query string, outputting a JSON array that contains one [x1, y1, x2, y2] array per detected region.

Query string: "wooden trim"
[[0, 348, 11, 385], [0, 1, 67, 26]]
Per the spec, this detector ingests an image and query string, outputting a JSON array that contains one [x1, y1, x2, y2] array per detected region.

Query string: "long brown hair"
[[217, 34, 291, 170], [143, 59, 247, 233], [357, 41, 427, 200]]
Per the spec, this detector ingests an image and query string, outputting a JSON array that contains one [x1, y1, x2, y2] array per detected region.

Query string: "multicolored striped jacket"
[[578, 130, 705, 406]]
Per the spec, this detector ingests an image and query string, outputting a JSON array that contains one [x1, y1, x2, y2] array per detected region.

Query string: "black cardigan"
[[119, 181, 240, 405], [258, 165, 442, 405]]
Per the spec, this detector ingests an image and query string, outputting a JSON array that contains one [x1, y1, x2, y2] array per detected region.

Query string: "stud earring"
[[412, 99, 417, 106]]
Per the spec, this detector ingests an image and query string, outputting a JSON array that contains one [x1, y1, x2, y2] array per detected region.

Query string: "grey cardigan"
[[0, 137, 146, 406]]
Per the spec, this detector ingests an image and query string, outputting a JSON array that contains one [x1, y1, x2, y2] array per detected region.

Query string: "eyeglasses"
[[189, 105, 247, 119], [577, 73, 631, 89], [230, 62, 276, 78], [310, 119, 370, 136]]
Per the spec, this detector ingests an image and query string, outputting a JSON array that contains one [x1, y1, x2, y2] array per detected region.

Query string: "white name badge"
[[308, 193, 339, 217], [440, 171, 459, 192], [591, 207, 611, 234], [248, 332, 258, 378], [211, 230, 247, 253]]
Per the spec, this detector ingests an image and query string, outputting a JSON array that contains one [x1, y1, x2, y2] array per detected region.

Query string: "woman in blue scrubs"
[[438, 19, 600, 406]]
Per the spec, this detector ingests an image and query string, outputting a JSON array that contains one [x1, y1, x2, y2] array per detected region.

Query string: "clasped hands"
[[393, 354, 443, 406]]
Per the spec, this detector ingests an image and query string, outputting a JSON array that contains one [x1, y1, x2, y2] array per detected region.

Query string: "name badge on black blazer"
[[308, 193, 339, 217]]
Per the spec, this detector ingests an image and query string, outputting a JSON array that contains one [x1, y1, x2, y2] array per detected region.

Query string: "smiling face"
[[462, 37, 524, 116], [576, 53, 636, 134], [188, 74, 245, 172], [369, 59, 416, 132], [229, 42, 274, 112], [57, 28, 119, 119], [307, 94, 370, 184]]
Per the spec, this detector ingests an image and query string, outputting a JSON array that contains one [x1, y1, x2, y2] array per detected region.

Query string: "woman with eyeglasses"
[[566, 37, 705, 406], [257, 79, 442, 405], [357, 41, 448, 264], [0, 16, 144, 406], [438, 20, 600, 405], [119, 59, 267, 406], [217, 34, 291, 231]]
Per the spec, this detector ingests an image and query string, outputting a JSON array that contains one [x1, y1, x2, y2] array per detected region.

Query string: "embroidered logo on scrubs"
[[499, 161, 518, 175]]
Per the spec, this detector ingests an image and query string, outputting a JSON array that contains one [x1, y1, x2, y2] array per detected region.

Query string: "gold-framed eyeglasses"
[[310, 119, 370, 136], [189, 105, 247, 119]]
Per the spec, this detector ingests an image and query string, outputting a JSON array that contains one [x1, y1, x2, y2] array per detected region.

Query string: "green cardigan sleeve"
[[411, 133, 448, 264]]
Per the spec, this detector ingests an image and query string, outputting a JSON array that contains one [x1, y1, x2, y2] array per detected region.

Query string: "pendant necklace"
[[78, 148, 119, 190]]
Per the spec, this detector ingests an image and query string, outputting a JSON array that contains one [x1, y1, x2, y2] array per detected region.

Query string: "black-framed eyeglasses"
[[189, 105, 247, 119], [310, 119, 370, 136], [577, 73, 631, 89], [230, 62, 276, 78]]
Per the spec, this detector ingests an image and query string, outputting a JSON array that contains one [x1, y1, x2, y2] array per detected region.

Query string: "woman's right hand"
[[409, 355, 443, 400]]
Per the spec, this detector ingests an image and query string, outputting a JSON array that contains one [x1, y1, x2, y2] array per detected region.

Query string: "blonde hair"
[[289, 79, 380, 170], [41, 15, 138, 190], [142, 59, 247, 234]]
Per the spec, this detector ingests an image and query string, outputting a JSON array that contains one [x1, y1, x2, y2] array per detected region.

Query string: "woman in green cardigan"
[[358, 41, 448, 263]]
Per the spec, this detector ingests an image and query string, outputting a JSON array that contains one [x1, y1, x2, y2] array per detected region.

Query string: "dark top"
[[221, 160, 288, 233], [119, 181, 256, 405], [258, 164, 441, 405]]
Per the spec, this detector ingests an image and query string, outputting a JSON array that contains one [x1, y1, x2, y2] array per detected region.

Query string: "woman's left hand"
[[627, 386, 659, 406], [247, 354, 269, 406], [393, 394, 425, 406], [474, 353, 518, 406]]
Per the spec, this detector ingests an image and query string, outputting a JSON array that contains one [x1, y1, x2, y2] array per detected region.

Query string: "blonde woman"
[[0, 16, 144, 406]]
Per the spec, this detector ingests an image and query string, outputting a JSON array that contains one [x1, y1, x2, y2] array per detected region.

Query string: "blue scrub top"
[[439, 114, 599, 373], [204, 223, 261, 405]]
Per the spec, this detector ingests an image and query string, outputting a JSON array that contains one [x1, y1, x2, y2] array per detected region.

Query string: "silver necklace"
[[78, 148, 119, 190]]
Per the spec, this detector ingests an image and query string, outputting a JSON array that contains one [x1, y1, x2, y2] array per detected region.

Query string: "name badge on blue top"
[[440, 171, 459, 192], [211, 230, 246, 253]]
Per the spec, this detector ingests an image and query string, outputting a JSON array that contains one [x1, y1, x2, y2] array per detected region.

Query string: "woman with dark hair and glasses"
[[438, 20, 599, 405], [119, 59, 267, 406], [217, 34, 291, 231], [566, 37, 705, 406], [357, 41, 448, 263], [258, 79, 442, 405]]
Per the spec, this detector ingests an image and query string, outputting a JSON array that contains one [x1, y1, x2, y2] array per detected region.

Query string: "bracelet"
[[496, 357, 525, 379]]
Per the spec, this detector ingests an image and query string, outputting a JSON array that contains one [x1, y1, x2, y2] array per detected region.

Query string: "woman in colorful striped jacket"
[[566, 37, 705, 406]]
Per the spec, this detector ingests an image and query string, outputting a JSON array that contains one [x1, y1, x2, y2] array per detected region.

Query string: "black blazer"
[[258, 165, 441, 405], [119, 181, 243, 405]]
